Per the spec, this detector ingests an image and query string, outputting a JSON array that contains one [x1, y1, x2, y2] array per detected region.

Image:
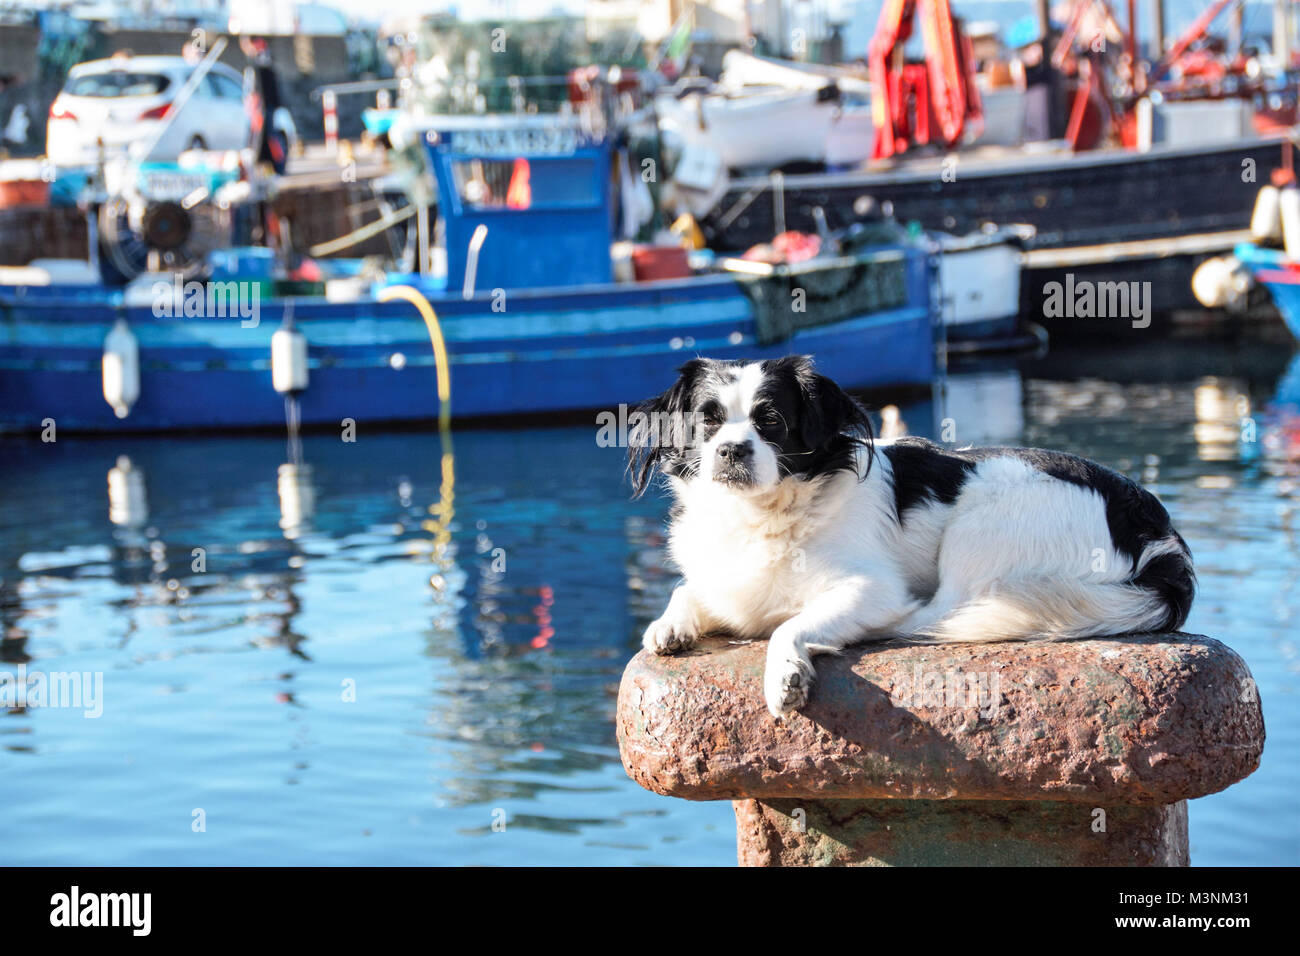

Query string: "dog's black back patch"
[[881, 438, 975, 521]]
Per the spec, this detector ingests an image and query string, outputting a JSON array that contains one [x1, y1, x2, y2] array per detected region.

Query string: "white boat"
[[656, 82, 874, 171], [660, 51, 1029, 171], [935, 227, 1027, 341], [718, 50, 873, 98]]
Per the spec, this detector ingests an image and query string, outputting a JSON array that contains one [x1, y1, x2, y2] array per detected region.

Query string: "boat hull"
[[937, 235, 1022, 339], [707, 135, 1294, 314], [0, 254, 936, 433], [1236, 243, 1300, 341]]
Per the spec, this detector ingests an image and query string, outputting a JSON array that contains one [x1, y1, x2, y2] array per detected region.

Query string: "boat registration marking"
[[141, 171, 210, 201], [448, 127, 579, 157]]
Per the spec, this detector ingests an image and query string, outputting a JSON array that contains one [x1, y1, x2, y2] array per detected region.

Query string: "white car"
[[46, 55, 256, 166]]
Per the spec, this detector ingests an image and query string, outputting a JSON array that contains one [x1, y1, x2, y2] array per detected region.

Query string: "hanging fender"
[[271, 313, 309, 395], [102, 317, 140, 420]]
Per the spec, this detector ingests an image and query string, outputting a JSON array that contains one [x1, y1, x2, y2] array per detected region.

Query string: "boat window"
[[66, 72, 171, 97], [450, 157, 599, 210]]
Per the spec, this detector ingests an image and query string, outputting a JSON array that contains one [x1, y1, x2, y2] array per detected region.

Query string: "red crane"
[[868, 0, 984, 159]]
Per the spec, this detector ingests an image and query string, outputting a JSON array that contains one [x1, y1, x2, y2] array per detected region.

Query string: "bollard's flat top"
[[616, 635, 1264, 805]]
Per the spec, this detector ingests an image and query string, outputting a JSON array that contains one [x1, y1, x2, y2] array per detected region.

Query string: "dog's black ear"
[[783, 355, 876, 476], [627, 358, 708, 498]]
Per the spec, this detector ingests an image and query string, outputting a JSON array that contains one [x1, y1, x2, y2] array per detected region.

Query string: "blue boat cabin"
[[423, 116, 614, 291]]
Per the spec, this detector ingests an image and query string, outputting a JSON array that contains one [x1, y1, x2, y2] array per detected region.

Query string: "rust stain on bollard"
[[616, 634, 1264, 865]]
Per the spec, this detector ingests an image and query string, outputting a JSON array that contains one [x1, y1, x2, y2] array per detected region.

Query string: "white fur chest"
[[666, 476, 848, 636]]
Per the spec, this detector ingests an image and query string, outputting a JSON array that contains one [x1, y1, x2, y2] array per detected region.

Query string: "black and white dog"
[[629, 356, 1195, 720]]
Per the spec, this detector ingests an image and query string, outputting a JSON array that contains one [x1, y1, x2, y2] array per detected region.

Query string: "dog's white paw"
[[764, 638, 816, 719], [642, 615, 697, 655]]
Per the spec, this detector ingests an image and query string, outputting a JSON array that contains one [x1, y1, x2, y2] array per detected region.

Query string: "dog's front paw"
[[764, 638, 815, 719], [642, 615, 697, 655]]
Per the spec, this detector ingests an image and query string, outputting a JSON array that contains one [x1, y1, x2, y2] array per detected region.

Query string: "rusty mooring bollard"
[[616, 635, 1265, 866]]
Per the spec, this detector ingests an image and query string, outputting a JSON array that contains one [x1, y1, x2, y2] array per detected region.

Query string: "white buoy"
[[107, 455, 147, 528], [1281, 184, 1300, 261], [271, 323, 309, 394], [102, 318, 140, 419], [1251, 184, 1283, 241], [1191, 255, 1251, 310]]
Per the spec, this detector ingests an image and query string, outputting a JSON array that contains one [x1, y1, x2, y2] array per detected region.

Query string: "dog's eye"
[[699, 402, 725, 424], [754, 408, 783, 432]]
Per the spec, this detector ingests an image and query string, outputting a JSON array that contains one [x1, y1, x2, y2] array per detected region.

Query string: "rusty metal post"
[[617, 635, 1264, 866]]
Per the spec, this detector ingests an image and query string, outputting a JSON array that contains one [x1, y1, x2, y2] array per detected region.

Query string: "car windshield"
[[66, 71, 171, 97]]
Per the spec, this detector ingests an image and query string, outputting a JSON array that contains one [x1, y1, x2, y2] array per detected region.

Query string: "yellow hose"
[[377, 284, 452, 430], [378, 284, 455, 564]]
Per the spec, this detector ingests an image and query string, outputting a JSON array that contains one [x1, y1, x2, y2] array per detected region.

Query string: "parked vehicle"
[[46, 55, 251, 165]]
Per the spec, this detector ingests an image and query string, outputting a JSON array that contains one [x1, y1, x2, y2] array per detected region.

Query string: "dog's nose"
[[717, 441, 752, 463]]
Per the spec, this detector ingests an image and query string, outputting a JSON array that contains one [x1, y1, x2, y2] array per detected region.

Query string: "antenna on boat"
[[771, 171, 786, 235]]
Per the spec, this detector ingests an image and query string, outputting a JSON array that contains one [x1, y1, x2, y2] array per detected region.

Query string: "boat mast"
[[1153, 0, 1166, 56], [1035, 0, 1051, 37], [1276, 0, 1293, 65], [1127, 0, 1139, 69]]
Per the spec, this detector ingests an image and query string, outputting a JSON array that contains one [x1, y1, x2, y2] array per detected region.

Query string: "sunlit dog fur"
[[629, 356, 1195, 720]]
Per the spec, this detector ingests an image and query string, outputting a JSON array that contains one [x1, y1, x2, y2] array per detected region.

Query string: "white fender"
[[271, 325, 309, 394], [1251, 184, 1282, 242], [1281, 184, 1300, 261], [1191, 255, 1251, 310], [102, 318, 140, 419]]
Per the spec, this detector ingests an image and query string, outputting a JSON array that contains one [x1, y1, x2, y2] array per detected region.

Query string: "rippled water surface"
[[3, 339, 1298, 865]]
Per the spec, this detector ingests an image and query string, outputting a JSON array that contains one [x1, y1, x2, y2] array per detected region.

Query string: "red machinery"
[[868, 0, 984, 159], [1148, 0, 1238, 84]]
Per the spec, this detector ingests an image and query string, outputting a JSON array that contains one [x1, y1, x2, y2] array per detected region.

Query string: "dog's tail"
[[912, 535, 1195, 643]]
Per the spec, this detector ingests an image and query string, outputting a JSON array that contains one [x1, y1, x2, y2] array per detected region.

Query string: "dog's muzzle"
[[714, 441, 754, 485]]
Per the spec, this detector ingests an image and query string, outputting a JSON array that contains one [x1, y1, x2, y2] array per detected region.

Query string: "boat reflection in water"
[[1, 349, 1297, 863]]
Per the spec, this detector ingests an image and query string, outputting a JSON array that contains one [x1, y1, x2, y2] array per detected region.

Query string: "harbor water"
[[2, 335, 1298, 866]]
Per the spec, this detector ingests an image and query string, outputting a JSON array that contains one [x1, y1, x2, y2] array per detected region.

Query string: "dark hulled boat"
[[703, 133, 1291, 330]]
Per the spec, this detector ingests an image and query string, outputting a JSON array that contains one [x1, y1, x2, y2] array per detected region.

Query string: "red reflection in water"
[[530, 584, 554, 648]]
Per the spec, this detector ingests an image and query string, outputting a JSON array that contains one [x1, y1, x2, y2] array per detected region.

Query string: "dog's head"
[[628, 355, 874, 497]]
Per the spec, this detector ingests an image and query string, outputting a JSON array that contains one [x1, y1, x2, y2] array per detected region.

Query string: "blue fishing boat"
[[0, 114, 936, 433], [1235, 242, 1300, 342]]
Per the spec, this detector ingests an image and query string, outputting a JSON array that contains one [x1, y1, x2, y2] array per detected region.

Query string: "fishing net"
[[733, 252, 911, 345]]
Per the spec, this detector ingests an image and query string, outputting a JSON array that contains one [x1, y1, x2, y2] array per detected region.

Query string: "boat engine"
[[98, 161, 239, 284]]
